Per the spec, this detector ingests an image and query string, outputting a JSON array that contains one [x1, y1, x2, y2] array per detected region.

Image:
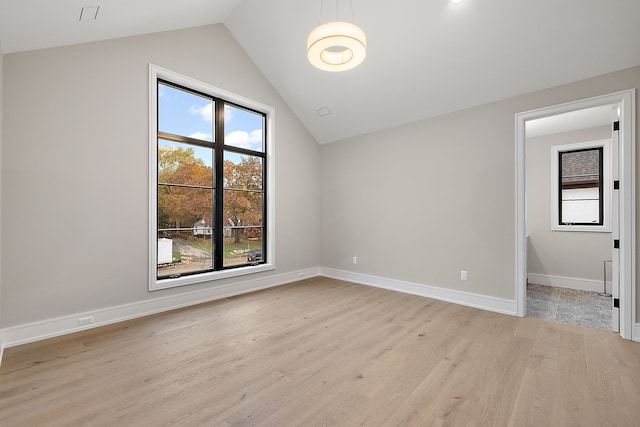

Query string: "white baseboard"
[[528, 273, 611, 294], [634, 323, 640, 343], [1, 267, 321, 349], [0, 266, 520, 360], [320, 267, 517, 316]]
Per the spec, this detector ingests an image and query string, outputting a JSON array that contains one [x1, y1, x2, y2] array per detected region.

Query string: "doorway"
[[515, 89, 636, 339], [525, 106, 613, 329]]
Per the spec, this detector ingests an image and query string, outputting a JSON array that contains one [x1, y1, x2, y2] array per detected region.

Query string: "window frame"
[[149, 64, 275, 291], [550, 139, 611, 232]]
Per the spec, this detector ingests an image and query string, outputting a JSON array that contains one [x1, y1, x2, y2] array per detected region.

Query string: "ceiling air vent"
[[316, 107, 331, 117], [79, 6, 100, 21]]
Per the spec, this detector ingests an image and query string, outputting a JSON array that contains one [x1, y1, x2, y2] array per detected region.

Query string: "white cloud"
[[189, 132, 213, 142], [224, 105, 234, 122], [189, 103, 213, 122], [225, 129, 263, 150]]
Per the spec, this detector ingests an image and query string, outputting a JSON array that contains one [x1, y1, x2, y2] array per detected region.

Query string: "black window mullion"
[[158, 131, 214, 149], [223, 144, 267, 159], [598, 147, 604, 225], [558, 151, 563, 224], [261, 118, 267, 264], [213, 100, 225, 270]]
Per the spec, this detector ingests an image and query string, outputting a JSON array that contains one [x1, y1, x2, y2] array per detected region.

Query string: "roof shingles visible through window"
[[561, 149, 600, 186]]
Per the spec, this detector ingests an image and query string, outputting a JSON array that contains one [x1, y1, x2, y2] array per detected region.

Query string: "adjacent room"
[[1, 0, 640, 425], [525, 106, 616, 329]]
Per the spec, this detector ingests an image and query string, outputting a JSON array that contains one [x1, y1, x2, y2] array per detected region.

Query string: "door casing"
[[515, 89, 636, 340]]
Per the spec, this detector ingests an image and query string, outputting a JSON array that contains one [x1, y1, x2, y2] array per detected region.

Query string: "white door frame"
[[515, 89, 636, 340]]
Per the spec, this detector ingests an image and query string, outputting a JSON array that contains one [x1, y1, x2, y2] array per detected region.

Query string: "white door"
[[610, 106, 620, 332]]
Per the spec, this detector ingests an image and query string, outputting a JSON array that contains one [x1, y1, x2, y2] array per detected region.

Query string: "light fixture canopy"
[[307, 21, 367, 72]]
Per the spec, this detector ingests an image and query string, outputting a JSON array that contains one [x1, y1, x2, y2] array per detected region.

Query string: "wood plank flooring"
[[1, 277, 639, 426]]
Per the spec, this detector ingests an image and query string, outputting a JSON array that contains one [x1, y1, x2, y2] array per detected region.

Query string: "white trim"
[[148, 64, 276, 291], [320, 268, 517, 315], [0, 333, 4, 367], [515, 89, 635, 341], [550, 139, 611, 232], [634, 323, 640, 343], [1, 268, 320, 348], [527, 273, 612, 294]]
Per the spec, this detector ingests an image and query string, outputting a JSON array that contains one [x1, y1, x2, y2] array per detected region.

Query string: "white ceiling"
[[526, 104, 614, 138], [0, 0, 242, 53], [1, 0, 639, 144]]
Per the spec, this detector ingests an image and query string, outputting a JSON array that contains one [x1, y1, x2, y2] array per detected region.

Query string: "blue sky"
[[158, 83, 264, 166]]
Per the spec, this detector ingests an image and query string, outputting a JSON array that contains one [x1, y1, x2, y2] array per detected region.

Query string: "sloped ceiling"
[[1, 0, 640, 144], [0, 0, 243, 53]]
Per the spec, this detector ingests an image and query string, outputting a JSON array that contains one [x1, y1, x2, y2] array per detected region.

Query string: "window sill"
[[551, 225, 611, 233], [150, 262, 275, 291]]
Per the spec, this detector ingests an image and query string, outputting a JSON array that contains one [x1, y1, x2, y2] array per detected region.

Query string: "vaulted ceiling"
[[1, 0, 639, 143]]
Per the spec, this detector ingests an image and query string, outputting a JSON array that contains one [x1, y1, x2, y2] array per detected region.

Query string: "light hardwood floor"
[[1, 277, 639, 426]]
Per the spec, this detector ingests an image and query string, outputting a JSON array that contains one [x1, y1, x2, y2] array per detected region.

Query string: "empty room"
[[1, 1, 640, 425]]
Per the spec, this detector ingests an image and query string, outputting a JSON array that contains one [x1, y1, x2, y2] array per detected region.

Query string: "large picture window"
[[149, 65, 274, 290], [551, 139, 610, 232]]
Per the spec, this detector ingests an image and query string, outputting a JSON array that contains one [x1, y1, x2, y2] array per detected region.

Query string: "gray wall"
[[321, 66, 640, 305], [321, 105, 515, 298], [1, 25, 321, 327], [0, 43, 3, 332], [1, 25, 639, 329], [526, 126, 611, 282]]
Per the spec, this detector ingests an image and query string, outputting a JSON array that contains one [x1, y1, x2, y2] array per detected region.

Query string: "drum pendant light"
[[307, 2, 367, 72]]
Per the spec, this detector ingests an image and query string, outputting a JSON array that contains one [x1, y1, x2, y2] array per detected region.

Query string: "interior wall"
[[321, 66, 639, 304], [1, 24, 321, 328], [526, 125, 612, 284], [0, 43, 4, 338]]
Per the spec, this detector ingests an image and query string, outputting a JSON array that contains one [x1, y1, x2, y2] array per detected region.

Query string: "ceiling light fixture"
[[307, 1, 366, 72]]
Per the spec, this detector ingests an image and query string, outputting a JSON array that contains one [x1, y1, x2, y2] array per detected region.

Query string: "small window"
[[559, 147, 603, 225], [551, 140, 610, 232]]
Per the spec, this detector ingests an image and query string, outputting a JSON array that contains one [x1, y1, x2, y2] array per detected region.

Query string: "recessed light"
[[317, 107, 332, 117], [451, 0, 463, 4], [79, 6, 100, 21]]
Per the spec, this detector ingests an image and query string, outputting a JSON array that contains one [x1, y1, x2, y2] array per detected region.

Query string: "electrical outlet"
[[460, 270, 468, 281], [353, 256, 358, 264], [78, 316, 95, 326]]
